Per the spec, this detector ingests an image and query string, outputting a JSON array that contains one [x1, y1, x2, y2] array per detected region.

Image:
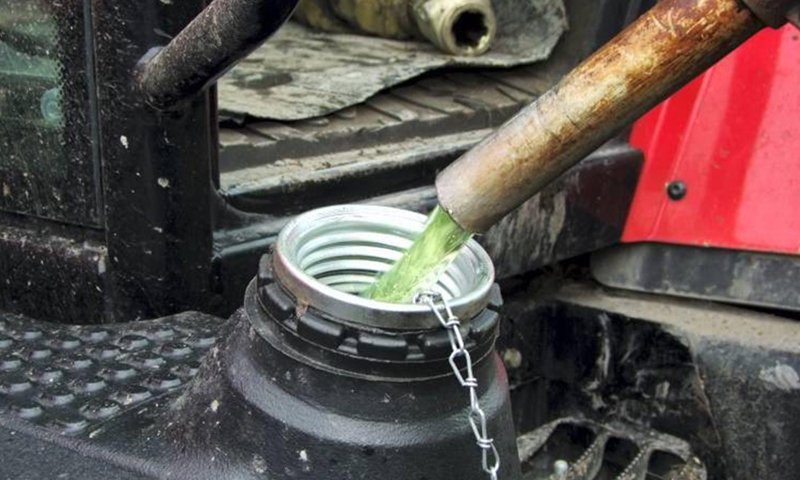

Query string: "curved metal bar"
[[137, 0, 299, 110]]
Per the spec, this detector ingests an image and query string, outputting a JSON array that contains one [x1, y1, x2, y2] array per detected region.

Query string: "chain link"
[[416, 292, 500, 480]]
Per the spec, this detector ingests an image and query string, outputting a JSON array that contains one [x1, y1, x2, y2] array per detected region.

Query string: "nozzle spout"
[[412, 0, 496, 56], [435, 0, 765, 233]]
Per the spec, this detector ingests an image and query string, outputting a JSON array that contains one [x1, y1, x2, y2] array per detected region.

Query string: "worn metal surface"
[[436, 0, 764, 232], [138, 0, 299, 110], [592, 243, 800, 312], [217, 0, 566, 120]]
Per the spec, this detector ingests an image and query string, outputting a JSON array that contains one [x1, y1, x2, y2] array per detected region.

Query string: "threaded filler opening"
[[272, 205, 495, 329]]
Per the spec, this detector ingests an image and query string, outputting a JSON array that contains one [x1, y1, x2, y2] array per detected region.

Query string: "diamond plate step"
[[518, 418, 707, 480], [0, 311, 224, 436]]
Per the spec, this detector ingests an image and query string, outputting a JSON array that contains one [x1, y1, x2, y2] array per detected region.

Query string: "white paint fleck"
[[210, 399, 220, 412], [759, 363, 800, 391], [655, 381, 670, 400], [97, 257, 106, 274], [157, 177, 170, 188], [120, 135, 129, 149], [298, 450, 309, 462], [554, 460, 569, 476], [252, 454, 267, 474]]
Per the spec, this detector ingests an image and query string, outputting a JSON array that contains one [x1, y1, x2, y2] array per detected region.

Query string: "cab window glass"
[[0, 0, 99, 225]]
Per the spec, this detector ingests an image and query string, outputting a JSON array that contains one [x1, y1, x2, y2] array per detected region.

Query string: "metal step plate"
[[518, 418, 706, 480]]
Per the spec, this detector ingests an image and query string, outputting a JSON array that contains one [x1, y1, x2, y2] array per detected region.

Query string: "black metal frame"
[[592, 242, 800, 312]]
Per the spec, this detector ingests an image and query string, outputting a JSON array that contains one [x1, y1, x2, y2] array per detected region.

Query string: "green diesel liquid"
[[365, 206, 472, 303]]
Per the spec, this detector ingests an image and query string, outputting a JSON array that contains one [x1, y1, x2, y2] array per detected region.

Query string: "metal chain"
[[416, 292, 500, 480]]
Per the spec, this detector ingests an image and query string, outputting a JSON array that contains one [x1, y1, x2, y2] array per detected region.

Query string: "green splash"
[[364, 206, 472, 303]]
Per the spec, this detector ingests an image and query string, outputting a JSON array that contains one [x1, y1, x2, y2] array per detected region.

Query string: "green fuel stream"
[[365, 206, 472, 303]]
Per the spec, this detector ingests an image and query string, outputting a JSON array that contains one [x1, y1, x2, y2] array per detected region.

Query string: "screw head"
[[667, 180, 687, 201]]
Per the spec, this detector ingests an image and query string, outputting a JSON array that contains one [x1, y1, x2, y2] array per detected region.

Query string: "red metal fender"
[[624, 25, 800, 255]]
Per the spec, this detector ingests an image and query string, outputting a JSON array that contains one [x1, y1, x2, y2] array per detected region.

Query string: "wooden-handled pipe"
[[436, 0, 797, 233]]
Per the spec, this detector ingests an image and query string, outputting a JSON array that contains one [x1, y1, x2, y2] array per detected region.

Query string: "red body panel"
[[624, 26, 800, 255]]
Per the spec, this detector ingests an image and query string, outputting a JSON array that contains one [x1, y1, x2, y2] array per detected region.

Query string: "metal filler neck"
[[271, 204, 495, 330]]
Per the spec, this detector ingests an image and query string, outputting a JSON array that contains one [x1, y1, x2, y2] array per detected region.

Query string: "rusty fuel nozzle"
[[436, 0, 797, 233], [295, 0, 496, 56]]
